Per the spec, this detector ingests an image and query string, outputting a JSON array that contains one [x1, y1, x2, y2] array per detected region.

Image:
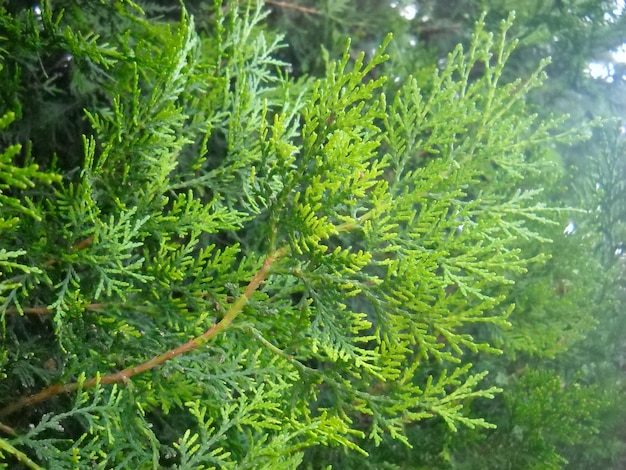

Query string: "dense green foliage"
[[0, 1, 624, 468]]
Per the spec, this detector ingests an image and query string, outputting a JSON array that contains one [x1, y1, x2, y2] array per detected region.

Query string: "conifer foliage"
[[0, 1, 607, 468]]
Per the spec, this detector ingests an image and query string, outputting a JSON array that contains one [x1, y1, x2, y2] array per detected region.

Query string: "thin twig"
[[4, 303, 106, 316], [265, 0, 319, 15], [0, 422, 17, 436], [0, 247, 289, 418]]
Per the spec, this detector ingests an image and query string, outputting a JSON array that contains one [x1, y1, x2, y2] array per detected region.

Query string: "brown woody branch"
[[0, 247, 289, 418]]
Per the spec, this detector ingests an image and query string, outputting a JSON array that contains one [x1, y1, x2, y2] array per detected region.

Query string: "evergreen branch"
[[0, 2, 610, 465], [0, 247, 289, 418], [241, 323, 314, 377], [0, 111, 61, 220], [0, 437, 43, 470]]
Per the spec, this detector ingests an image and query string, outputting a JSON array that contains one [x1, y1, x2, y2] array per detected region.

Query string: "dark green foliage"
[[0, 1, 623, 469]]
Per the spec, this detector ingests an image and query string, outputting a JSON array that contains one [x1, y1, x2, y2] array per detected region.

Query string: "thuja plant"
[[0, 1, 591, 468]]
